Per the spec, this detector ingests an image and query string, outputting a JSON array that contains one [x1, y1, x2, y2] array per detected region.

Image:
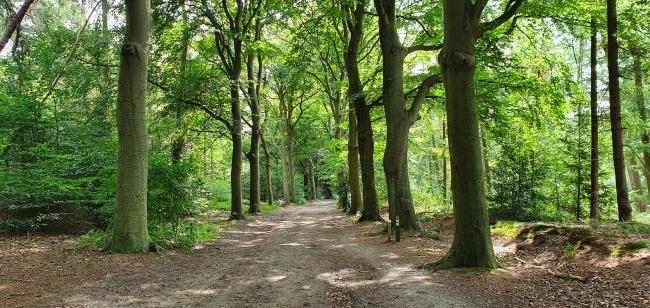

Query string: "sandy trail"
[[4, 200, 474, 307]]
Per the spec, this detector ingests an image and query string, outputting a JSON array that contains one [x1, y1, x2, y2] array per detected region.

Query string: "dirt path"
[[1, 200, 476, 307]]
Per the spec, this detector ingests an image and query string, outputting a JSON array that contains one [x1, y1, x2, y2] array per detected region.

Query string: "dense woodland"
[[1, 0, 650, 271]]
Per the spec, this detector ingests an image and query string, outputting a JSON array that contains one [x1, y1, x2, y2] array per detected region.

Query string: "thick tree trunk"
[[442, 120, 448, 206], [432, 0, 497, 269], [347, 108, 362, 215], [111, 0, 151, 253], [375, 0, 417, 230], [481, 129, 491, 191], [632, 49, 650, 212], [590, 18, 600, 220], [606, 0, 632, 221], [345, 1, 381, 221], [0, 0, 36, 54]]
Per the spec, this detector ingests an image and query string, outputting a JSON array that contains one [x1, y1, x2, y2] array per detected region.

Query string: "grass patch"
[[562, 241, 581, 258], [260, 203, 279, 213], [209, 201, 231, 211], [611, 239, 650, 257], [150, 221, 220, 249], [491, 221, 525, 238], [64, 229, 111, 252], [617, 221, 650, 235], [418, 228, 440, 240]]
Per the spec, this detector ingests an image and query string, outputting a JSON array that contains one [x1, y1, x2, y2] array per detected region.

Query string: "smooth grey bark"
[[111, 0, 151, 253], [0, 0, 35, 54], [590, 18, 600, 220], [606, 0, 632, 221]]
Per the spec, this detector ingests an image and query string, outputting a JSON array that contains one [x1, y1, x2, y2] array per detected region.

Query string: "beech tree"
[[374, 0, 442, 231], [430, 0, 525, 269], [111, 0, 152, 253]]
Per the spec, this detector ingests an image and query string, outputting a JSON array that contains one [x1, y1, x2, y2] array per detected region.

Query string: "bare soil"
[[1, 200, 649, 307]]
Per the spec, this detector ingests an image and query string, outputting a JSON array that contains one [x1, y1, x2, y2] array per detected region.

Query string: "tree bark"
[[431, 0, 498, 269], [606, 0, 632, 221], [246, 19, 263, 214], [0, 0, 36, 54], [590, 18, 600, 220], [347, 108, 362, 214], [111, 0, 151, 253], [374, 0, 419, 230], [344, 0, 381, 221], [261, 134, 273, 205]]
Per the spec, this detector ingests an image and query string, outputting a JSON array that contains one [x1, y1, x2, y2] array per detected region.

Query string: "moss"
[[491, 221, 524, 238], [611, 240, 650, 257]]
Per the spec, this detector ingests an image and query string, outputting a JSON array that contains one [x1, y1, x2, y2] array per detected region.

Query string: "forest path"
[[16, 200, 476, 307]]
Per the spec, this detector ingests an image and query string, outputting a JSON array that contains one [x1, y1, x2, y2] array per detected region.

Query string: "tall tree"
[[590, 18, 600, 220], [430, 0, 524, 269], [111, 0, 152, 253], [374, 0, 442, 230], [245, 18, 263, 214], [343, 0, 382, 221], [606, 0, 632, 221]]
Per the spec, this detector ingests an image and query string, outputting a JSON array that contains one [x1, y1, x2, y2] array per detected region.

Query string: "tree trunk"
[[432, 0, 497, 269], [590, 18, 600, 220], [347, 107, 362, 215], [606, 0, 632, 221], [0, 0, 36, 54], [481, 128, 491, 191], [442, 120, 448, 206], [627, 159, 647, 213], [345, 0, 381, 221], [375, 0, 417, 230], [261, 135, 273, 205], [632, 49, 650, 212], [246, 21, 263, 214], [111, 0, 151, 253]]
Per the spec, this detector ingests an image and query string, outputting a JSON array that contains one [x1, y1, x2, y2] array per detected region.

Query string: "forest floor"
[[1, 200, 649, 307]]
